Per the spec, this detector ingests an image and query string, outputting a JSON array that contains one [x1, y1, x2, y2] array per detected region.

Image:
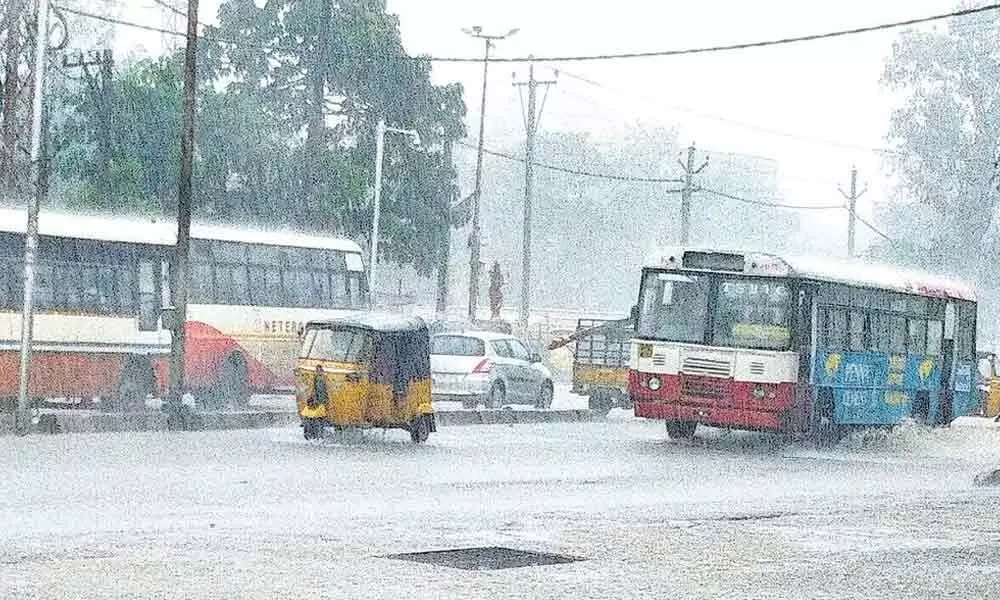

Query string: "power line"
[[558, 70, 899, 155], [847, 206, 895, 243], [57, 2, 1000, 63], [699, 187, 844, 211], [150, 0, 187, 19], [457, 139, 684, 184]]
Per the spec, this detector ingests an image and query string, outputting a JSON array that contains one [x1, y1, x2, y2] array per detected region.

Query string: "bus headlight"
[[647, 376, 662, 391]]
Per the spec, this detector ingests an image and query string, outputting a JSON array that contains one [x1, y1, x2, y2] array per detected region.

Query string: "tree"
[[203, 0, 466, 274], [1, 0, 30, 195], [878, 8, 1000, 276]]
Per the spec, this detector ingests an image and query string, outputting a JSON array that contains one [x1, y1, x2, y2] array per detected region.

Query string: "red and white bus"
[[0, 209, 368, 410], [629, 247, 978, 441]]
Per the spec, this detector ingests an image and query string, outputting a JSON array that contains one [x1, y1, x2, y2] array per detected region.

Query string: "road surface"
[[2, 417, 999, 599]]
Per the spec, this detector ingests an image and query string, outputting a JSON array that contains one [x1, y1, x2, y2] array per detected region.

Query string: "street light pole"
[[16, 0, 51, 434], [369, 119, 419, 309], [462, 25, 518, 323]]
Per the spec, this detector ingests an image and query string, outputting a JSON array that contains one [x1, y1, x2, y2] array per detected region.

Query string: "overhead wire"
[[55, 2, 1000, 63], [557, 69, 899, 155], [456, 139, 684, 184], [698, 187, 844, 211]]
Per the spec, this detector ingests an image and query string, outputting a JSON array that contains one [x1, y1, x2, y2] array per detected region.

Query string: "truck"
[[550, 317, 634, 415]]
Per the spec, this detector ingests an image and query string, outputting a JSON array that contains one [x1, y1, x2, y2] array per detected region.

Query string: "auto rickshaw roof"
[[304, 312, 427, 333]]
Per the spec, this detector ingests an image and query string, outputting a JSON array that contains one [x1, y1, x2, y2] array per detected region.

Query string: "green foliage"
[[878, 10, 1000, 273], [48, 0, 465, 276]]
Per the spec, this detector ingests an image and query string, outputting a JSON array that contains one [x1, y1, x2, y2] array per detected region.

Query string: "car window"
[[491, 340, 513, 358], [431, 335, 485, 356], [507, 339, 531, 361]]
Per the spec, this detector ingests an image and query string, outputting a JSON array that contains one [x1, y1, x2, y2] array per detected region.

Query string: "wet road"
[[2, 417, 1000, 599]]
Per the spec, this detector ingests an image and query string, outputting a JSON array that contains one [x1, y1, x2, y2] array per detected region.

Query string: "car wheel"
[[536, 381, 553, 409], [487, 382, 506, 409]]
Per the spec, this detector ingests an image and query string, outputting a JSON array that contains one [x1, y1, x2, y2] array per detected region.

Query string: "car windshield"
[[431, 335, 485, 356], [637, 270, 792, 350]]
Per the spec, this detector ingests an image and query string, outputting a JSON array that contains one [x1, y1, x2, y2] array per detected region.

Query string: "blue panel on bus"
[[952, 362, 975, 417], [814, 351, 945, 425]]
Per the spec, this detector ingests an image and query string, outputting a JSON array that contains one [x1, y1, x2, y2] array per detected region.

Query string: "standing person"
[[488, 261, 504, 321]]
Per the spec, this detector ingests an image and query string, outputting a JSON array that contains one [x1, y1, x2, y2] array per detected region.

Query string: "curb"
[[0, 408, 597, 436]]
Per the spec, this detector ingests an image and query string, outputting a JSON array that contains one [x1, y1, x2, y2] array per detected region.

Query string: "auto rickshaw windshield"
[[300, 327, 372, 363]]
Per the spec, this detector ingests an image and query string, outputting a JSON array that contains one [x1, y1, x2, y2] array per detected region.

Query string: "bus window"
[[890, 316, 906, 354], [907, 319, 926, 355], [138, 260, 159, 331], [713, 279, 791, 350], [869, 312, 887, 352], [926, 320, 943, 356], [637, 271, 710, 344], [848, 310, 866, 351]]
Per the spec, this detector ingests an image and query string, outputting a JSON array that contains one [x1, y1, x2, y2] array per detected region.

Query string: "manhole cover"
[[384, 546, 583, 571]]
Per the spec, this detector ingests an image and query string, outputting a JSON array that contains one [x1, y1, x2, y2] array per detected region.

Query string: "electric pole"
[[678, 143, 709, 244], [167, 0, 199, 428], [462, 25, 518, 323], [838, 165, 867, 257], [436, 140, 454, 321], [513, 58, 556, 331], [16, 0, 50, 434]]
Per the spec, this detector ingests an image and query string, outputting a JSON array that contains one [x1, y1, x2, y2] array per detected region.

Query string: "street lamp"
[[370, 118, 420, 309], [462, 25, 518, 323]]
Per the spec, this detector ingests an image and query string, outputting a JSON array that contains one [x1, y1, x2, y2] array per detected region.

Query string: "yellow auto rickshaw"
[[977, 351, 1000, 419], [295, 313, 435, 443]]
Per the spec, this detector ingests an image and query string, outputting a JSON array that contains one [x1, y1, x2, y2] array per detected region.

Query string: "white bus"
[[0, 208, 368, 410]]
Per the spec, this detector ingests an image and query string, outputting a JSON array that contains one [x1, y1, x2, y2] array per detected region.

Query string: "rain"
[[3, 0, 1000, 598]]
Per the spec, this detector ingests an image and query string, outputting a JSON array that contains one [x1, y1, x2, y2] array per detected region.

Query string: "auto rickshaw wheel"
[[303, 418, 324, 440], [410, 415, 431, 444]]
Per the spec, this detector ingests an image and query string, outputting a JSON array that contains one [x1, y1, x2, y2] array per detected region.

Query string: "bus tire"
[[110, 359, 152, 413], [813, 390, 841, 448], [665, 421, 697, 440], [216, 354, 250, 409]]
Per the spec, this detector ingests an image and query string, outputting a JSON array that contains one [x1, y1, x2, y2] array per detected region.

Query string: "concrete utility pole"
[[369, 118, 419, 308], [678, 143, 709, 244], [512, 58, 556, 331], [462, 25, 518, 323], [436, 140, 454, 320], [16, 0, 50, 434], [839, 165, 867, 258], [167, 0, 199, 428]]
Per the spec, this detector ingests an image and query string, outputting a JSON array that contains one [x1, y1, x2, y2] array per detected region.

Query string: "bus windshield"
[[637, 270, 793, 350]]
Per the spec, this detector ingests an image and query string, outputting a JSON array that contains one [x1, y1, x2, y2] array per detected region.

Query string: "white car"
[[430, 331, 554, 409]]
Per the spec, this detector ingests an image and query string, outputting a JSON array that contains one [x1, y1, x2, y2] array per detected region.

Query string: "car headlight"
[[647, 376, 661, 391]]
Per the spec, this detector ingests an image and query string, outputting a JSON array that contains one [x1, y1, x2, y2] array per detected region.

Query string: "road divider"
[[1, 408, 599, 435]]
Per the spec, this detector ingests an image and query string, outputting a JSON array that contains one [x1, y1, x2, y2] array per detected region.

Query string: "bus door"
[[937, 301, 957, 425], [790, 284, 815, 434]]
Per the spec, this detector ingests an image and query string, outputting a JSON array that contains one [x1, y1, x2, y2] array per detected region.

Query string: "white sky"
[[102, 0, 969, 256]]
